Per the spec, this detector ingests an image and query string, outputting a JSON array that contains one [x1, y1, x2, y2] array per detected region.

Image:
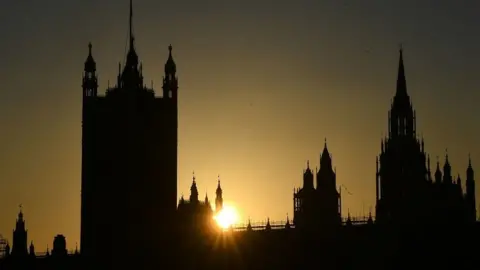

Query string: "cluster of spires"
[[244, 215, 292, 231], [179, 172, 224, 212], [2, 206, 79, 257], [83, 0, 177, 95]]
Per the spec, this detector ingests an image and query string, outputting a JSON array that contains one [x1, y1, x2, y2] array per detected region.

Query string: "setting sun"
[[214, 205, 239, 229]]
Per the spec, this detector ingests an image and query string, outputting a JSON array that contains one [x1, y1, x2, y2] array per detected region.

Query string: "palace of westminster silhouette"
[[1, 1, 479, 269]]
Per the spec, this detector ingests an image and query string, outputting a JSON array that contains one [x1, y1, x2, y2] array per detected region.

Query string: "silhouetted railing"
[[342, 215, 374, 225], [230, 216, 375, 232], [34, 250, 78, 258], [230, 220, 293, 231]]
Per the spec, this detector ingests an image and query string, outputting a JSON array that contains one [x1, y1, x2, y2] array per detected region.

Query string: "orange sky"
[[0, 1, 479, 251]]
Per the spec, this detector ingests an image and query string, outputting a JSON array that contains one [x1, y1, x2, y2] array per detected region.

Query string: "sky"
[[0, 0, 479, 251]]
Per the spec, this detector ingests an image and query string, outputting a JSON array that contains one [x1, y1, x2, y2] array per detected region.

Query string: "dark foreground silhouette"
[[1, 223, 479, 269], [1, 1, 477, 269]]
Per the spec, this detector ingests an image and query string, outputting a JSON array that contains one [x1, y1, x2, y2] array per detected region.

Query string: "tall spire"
[[123, 0, 138, 71], [129, 0, 134, 49], [84, 43, 96, 73], [396, 44, 407, 96]]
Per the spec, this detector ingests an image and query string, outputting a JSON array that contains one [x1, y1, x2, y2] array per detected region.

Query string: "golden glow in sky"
[[0, 0, 478, 252], [214, 205, 239, 229]]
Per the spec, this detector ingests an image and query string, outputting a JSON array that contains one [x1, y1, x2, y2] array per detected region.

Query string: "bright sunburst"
[[214, 205, 239, 229]]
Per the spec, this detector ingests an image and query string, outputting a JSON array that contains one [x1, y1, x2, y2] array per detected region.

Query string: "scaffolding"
[[0, 234, 7, 258]]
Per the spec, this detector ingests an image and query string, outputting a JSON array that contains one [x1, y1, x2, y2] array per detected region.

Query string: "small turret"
[[443, 149, 452, 184], [12, 205, 28, 256], [29, 241, 35, 257], [246, 219, 252, 231], [456, 174, 462, 193], [165, 45, 176, 75], [204, 193, 212, 211], [189, 171, 199, 203], [303, 160, 314, 190], [52, 234, 67, 257], [177, 194, 186, 210], [120, 0, 143, 89], [367, 211, 373, 225], [265, 218, 271, 231], [215, 175, 223, 213], [466, 155, 476, 222], [162, 45, 178, 99], [82, 43, 98, 97], [285, 214, 291, 229], [346, 211, 352, 226], [320, 138, 332, 170], [435, 156, 442, 184]]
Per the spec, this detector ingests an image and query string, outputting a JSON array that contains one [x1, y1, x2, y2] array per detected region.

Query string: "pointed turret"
[[317, 138, 336, 190], [247, 218, 252, 231], [29, 241, 35, 257], [265, 218, 271, 231], [346, 211, 352, 226], [456, 174, 463, 194], [84, 43, 96, 73], [388, 46, 416, 138], [320, 138, 332, 169], [303, 160, 314, 190], [189, 171, 199, 203], [215, 175, 223, 213], [427, 154, 432, 182], [162, 45, 178, 99], [125, 0, 138, 68], [285, 214, 291, 229], [467, 154, 474, 179], [367, 211, 373, 225], [177, 194, 186, 210], [82, 43, 98, 97], [204, 193, 209, 206], [396, 45, 407, 97], [435, 156, 442, 183], [466, 154, 476, 222], [165, 44, 176, 75], [120, 0, 143, 89], [12, 205, 28, 257], [443, 149, 452, 184]]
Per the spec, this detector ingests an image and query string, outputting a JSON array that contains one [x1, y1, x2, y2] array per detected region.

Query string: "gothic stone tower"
[[375, 48, 476, 227], [80, 0, 178, 265], [375, 48, 429, 226], [11, 208, 28, 257], [294, 140, 341, 232]]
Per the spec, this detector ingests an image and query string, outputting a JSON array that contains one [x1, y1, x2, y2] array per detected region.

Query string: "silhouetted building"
[[293, 141, 341, 232], [216, 176, 224, 213], [1, 2, 480, 266], [11, 207, 28, 257], [80, 0, 178, 265], [28, 242, 35, 258], [177, 173, 224, 233], [375, 48, 476, 227], [52, 235, 67, 257]]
